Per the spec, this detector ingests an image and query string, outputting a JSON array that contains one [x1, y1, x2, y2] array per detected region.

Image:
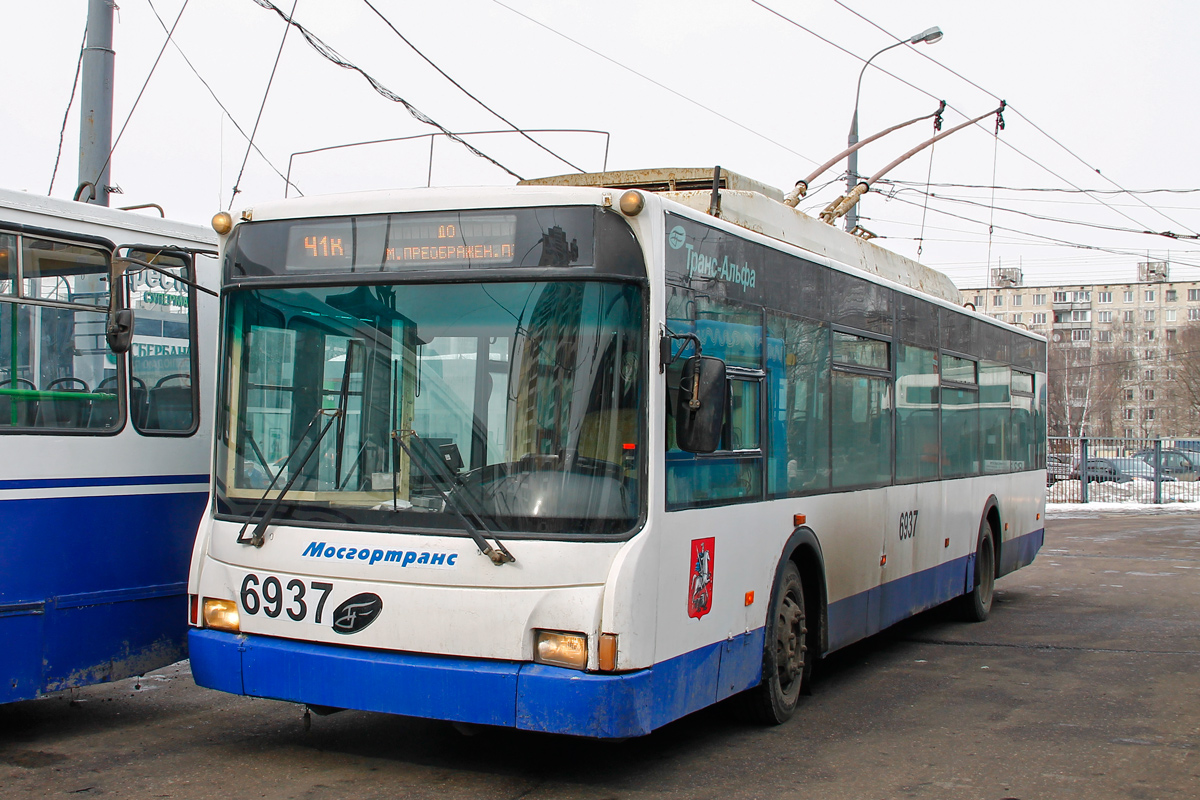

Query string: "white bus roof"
[[0, 187, 215, 247], [521, 168, 963, 306]]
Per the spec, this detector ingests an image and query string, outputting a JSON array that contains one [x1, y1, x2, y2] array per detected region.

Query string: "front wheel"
[[958, 521, 995, 622], [740, 561, 808, 724]]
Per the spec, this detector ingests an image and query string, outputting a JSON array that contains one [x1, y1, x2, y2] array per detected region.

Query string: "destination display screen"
[[283, 214, 519, 271], [228, 207, 607, 278]]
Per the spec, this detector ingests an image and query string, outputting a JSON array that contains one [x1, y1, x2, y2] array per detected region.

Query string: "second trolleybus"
[[0, 188, 217, 703], [187, 169, 1046, 737]]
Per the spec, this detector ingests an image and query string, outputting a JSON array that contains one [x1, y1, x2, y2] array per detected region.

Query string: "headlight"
[[534, 630, 588, 670], [203, 598, 241, 632]]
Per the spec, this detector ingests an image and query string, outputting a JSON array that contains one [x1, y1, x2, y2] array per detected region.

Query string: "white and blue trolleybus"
[[188, 169, 1046, 736], [0, 188, 217, 703]]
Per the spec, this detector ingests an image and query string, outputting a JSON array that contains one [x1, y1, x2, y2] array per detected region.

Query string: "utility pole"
[[78, 0, 115, 206]]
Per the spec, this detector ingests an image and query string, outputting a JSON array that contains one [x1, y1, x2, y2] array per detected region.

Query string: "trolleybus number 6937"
[[240, 574, 334, 622]]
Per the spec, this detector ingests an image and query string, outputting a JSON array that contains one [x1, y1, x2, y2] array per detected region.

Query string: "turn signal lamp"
[[598, 633, 618, 672], [211, 211, 233, 235], [203, 598, 241, 632], [618, 190, 645, 216], [534, 630, 588, 670]]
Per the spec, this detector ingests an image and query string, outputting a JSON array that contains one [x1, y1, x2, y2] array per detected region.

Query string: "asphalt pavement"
[[2, 511, 1197, 799]]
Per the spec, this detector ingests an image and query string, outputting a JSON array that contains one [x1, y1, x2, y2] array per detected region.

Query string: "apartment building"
[[962, 262, 1199, 438]]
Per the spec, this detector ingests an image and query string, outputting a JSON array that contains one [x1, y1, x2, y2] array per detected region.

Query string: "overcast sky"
[[6, 0, 1200, 288]]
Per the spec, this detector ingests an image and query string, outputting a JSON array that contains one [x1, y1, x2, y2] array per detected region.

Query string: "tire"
[[740, 561, 808, 725], [958, 520, 996, 622]]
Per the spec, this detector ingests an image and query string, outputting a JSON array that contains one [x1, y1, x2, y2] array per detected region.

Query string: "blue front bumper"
[[188, 628, 764, 738]]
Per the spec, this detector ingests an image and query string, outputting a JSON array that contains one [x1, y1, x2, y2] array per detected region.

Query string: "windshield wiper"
[[236, 341, 362, 548], [240, 430, 274, 484], [392, 432, 515, 566]]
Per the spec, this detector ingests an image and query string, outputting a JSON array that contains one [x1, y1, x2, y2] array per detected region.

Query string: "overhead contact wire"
[[882, 180, 1200, 196], [887, 186, 1200, 239], [361, 0, 586, 173], [88, 0, 192, 196], [757, 0, 1195, 243], [827, 0, 1200, 238], [250, 0, 523, 180], [885, 192, 1200, 263], [489, 0, 819, 167], [49, 20, 88, 195], [144, 0, 301, 196], [229, 0, 297, 209]]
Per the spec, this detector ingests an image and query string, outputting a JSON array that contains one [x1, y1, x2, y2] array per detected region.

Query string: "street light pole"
[[845, 26, 943, 233]]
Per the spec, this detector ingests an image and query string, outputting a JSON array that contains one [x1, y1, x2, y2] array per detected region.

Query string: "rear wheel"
[[959, 520, 995, 622], [741, 561, 808, 724]]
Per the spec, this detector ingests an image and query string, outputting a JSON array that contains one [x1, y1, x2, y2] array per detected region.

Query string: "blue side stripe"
[[1000, 527, 1044, 575], [827, 527, 1045, 653], [0, 474, 209, 491]]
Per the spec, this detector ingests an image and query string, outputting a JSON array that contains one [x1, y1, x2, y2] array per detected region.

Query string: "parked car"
[[1109, 458, 1176, 483], [1131, 448, 1199, 481], [1069, 457, 1120, 483], [1068, 457, 1176, 483], [1047, 454, 1073, 485]]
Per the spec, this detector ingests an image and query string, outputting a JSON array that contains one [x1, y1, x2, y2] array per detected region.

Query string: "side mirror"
[[106, 308, 135, 354], [675, 356, 727, 453]]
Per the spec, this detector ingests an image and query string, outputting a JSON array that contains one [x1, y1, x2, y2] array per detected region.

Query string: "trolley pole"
[[78, 0, 115, 206]]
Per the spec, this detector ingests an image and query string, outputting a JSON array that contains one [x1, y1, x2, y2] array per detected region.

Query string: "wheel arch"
[[777, 526, 829, 658]]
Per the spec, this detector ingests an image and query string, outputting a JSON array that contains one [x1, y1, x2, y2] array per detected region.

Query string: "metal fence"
[[1047, 437, 1200, 504]]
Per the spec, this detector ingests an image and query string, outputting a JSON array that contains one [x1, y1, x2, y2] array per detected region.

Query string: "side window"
[[665, 289, 764, 510], [0, 233, 117, 432], [726, 377, 760, 451], [125, 249, 197, 433], [979, 362, 1011, 473], [831, 332, 892, 489], [767, 311, 830, 496], [895, 344, 939, 482], [941, 354, 980, 478], [1010, 370, 1035, 471]]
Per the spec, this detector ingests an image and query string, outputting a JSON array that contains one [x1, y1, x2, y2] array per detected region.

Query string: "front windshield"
[[215, 280, 644, 536]]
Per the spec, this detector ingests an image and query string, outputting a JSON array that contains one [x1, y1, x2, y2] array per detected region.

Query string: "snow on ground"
[[1048, 478, 1200, 504], [1047, 501, 1200, 518], [1047, 478, 1200, 516]]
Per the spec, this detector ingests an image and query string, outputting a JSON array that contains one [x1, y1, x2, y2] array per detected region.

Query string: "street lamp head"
[[909, 26, 943, 45]]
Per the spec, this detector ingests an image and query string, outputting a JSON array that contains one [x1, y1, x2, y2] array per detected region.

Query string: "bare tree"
[[1168, 323, 1200, 434], [1046, 335, 1121, 438]]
